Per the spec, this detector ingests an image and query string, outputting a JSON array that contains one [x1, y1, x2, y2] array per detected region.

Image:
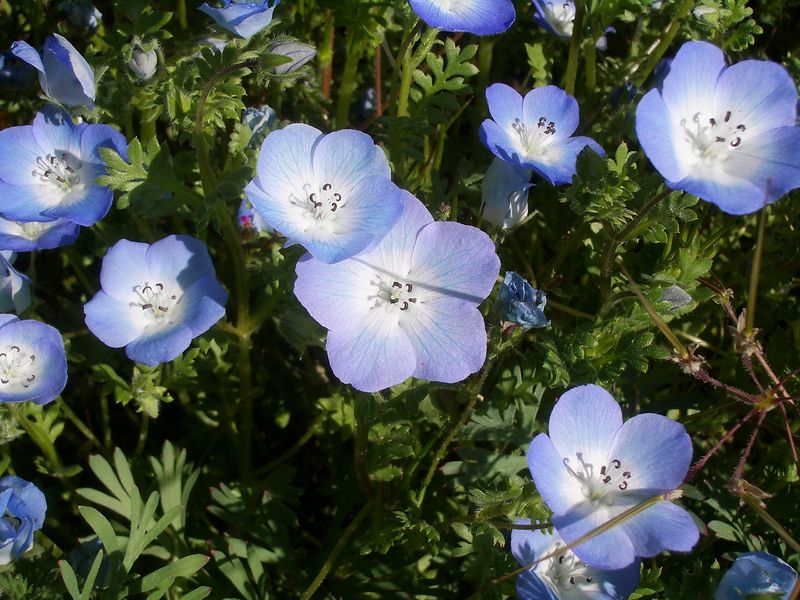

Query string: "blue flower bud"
[[268, 40, 316, 75], [495, 272, 550, 330]]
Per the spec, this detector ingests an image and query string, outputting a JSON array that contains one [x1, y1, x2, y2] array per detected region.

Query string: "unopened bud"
[[268, 40, 316, 75]]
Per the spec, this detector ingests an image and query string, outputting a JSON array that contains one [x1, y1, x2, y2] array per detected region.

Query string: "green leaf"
[[78, 506, 120, 558], [138, 554, 210, 592], [58, 560, 81, 600]]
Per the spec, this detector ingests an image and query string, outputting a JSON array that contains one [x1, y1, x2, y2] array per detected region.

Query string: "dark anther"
[[143, 286, 152, 294], [29, 355, 35, 362], [569, 577, 575, 585], [709, 117, 716, 126], [322, 183, 332, 191], [0, 379, 8, 384], [49, 155, 57, 165], [692, 112, 700, 123], [715, 136, 726, 143], [26, 375, 35, 382], [600, 465, 607, 476], [158, 306, 168, 312], [558, 556, 564, 564], [737, 124, 746, 132], [333, 193, 342, 201], [409, 298, 417, 303], [330, 204, 338, 212], [400, 301, 409, 311], [0, 353, 5, 359], [171, 295, 177, 300], [155, 283, 164, 291], [390, 297, 399, 304], [392, 281, 402, 289], [611, 459, 621, 469], [730, 137, 742, 147], [142, 303, 153, 310], [313, 201, 323, 208], [538, 116, 547, 127], [724, 110, 731, 122], [586, 577, 593, 583], [623, 471, 631, 478], [406, 283, 413, 292], [602, 475, 612, 484], [10, 346, 19, 353], [618, 481, 628, 490], [309, 193, 317, 201]]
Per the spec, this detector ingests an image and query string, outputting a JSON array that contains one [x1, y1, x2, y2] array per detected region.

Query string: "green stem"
[[564, 1, 585, 96], [335, 31, 362, 127], [390, 20, 422, 117], [9, 405, 63, 472], [631, 0, 694, 87], [354, 396, 374, 497], [176, 0, 187, 30], [299, 502, 373, 600], [59, 399, 101, 449], [584, 36, 597, 95], [135, 414, 149, 457], [396, 27, 438, 118], [745, 207, 768, 334], [740, 490, 800, 554]]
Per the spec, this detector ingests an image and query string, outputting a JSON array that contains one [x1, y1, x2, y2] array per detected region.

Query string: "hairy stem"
[[745, 207, 768, 334], [564, 1, 585, 96]]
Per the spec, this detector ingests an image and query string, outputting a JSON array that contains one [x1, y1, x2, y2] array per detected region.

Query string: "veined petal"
[[80, 122, 128, 162], [0, 181, 64, 223], [41, 182, 112, 226], [516, 571, 560, 600], [408, 221, 499, 303], [146, 235, 216, 286], [528, 433, 586, 513], [0, 217, 80, 251], [0, 125, 43, 187], [608, 413, 693, 492], [675, 165, 765, 216], [661, 41, 725, 119], [548, 384, 622, 470], [326, 306, 415, 392], [486, 83, 523, 132], [198, 3, 277, 38], [254, 123, 321, 209], [522, 85, 580, 140], [84, 291, 147, 348], [616, 500, 699, 558], [636, 89, 692, 183], [525, 135, 603, 186], [10, 41, 44, 73], [99, 239, 151, 302], [553, 502, 638, 570], [479, 118, 527, 168], [401, 298, 487, 383], [510, 520, 550, 565], [175, 275, 228, 337], [125, 323, 194, 366], [408, 0, 515, 35], [311, 129, 391, 196], [31, 109, 83, 159]]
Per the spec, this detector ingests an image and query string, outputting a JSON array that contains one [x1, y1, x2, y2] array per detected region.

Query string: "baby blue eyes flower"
[[512, 521, 640, 599], [480, 83, 603, 186], [528, 384, 699, 570], [408, 0, 515, 35], [532, 0, 576, 38], [636, 41, 800, 215], [715, 552, 798, 600], [0, 476, 46, 564], [238, 198, 272, 235], [0, 216, 79, 252], [0, 108, 127, 227], [84, 235, 228, 367], [11, 34, 95, 108], [481, 159, 532, 229], [294, 192, 500, 393], [0, 253, 31, 315], [245, 123, 404, 264], [198, 1, 280, 39], [268, 40, 316, 75], [495, 272, 550, 330], [0, 315, 67, 405]]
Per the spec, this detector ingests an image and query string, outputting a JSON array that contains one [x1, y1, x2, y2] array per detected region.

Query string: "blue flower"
[[84, 235, 228, 367], [57, 0, 102, 30], [636, 41, 800, 215], [294, 192, 500, 392], [715, 552, 797, 600], [238, 198, 273, 235], [0, 108, 127, 227], [495, 272, 549, 329], [128, 41, 158, 81], [481, 159, 532, 229], [0, 315, 67, 405], [0, 476, 46, 564], [408, 0, 515, 35], [0, 216, 80, 252], [11, 34, 95, 108], [0, 252, 31, 315], [528, 384, 699, 570], [245, 123, 404, 264], [512, 521, 640, 599], [268, 40, 316, 75], [532, 0, 575, 38], [241, 105, 276, 150], [198, 1, 280, 39], [480, 83, 603, 185]]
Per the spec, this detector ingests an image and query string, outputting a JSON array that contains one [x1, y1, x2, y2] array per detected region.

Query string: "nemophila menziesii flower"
[[245, 123, 404, 264], [0, 252, 31, 315], [715, 552, 798, 600], [480, 158, 532, 229], [480, 83, 603, 185], [238, 198, 272, 235], [0, 108, 126, 227], [408, 0, 515, 35], [635, 41, 800, 215], [0, 476, 46, 564], [268, 40, 316, 75], [532, 0, 575, 38], [528, 384, 699, 570], [84, 235, 228, 367], [198, 1, 280, 39], [0, 216, 79, 252], [0, 314, 67, 405], [512, 521, 640, 599], [495, 272, 549, 330], [295, 192, 500, 393], [11, 34, 94, 108]]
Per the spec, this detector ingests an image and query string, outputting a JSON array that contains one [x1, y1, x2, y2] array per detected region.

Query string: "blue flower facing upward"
[[11, 34, 95, 108], [512, 521, 640, 599], [636, 41, 800, 215], [0, 315, 67, 405], [198, 1, 280, 39], [0, 476, 46, 565], [528, 384, 699, 570], [495, 272, 550, 330], [480, 83, 603, 186], [0, 108, 127, 227], [245, 123, 404, 264], [84, 235, 228, 367], [408, 0, 515, 35], [715, 552, 797, 600]]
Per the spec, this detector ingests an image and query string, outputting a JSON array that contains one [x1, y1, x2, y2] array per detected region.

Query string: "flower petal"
[[84, 291, 147, 347], [0, 125, 43, 186], [527, 433, 585, 513], [661, 41, 725, 119], [99, 239, 152, 302], [479, 118, 526, 168], [10, 41, 44, 73], [485, 83, 523, 132], [527, 135, 603, 186], [617, 500, 699, 558], [636, 89, 691, 183], [146, 235, 216, 286], [175, 275, 227, 337], [516, 571, 560, 600], [522, 85, 580, 139], [553, 502, 638, 570], [510, 520, 551, 565], [125, 323, 194, 366], [311, 129, 391, 197], [408, 0, 515, 35]]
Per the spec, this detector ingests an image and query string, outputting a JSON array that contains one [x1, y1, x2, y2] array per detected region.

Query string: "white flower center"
[[0, 344, 38, 392], [563, 452, 634, 506], [512, 116, 558, 158], [541, 1, 575, 37], [541, 545, 596, 593], [32, 152, 83, 191], [290, 182, 347, 223], [680, 109, 747, 165], [369, 278, 420, 313], [130, 282, 181, 323]]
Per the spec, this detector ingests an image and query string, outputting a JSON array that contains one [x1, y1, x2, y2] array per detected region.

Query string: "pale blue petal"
[[510, 520, 549, 565], [530, 135, 603, 185], [32, 109, 83, 159], [176, 275, 227, 337], [125, 323, 194, 366], [326, 307, 415, 392], [661, 41, 725, 119], [0, 125, 45, 186], [528, 433, 585, 513], [41, 34, 95, 107], [485, 83, 523, 132], [674, 169, 763, 216], [480, 158, 532, 229], [41, 183, 112, 226], [553, 502, 638, 570], [408, 0, 515, 35], [608, 413, 693, 492], [479, 118, 526, 167], [0, 320, 67, 405], [616, 500, 699, 558], [402, 298, 487, 384], [198, 3, 277, 38], [80, 122, 128, 162], [635, 89, 691, 182], [10, 41, 44, 73], [716, 552, 798, 600], [146, 235, 216, 287], [9, 519, 33, 560], [516, 571, 560, 600], [1, 476, 46, 528], [311, 129, 391, 195], [522, 85, 580, 140], [548, 384, 622, 470], [99, 239, 151, 302], [84, 291, 146, 348], [0, 218, 80, 251], [0, 181, 62, 223]]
